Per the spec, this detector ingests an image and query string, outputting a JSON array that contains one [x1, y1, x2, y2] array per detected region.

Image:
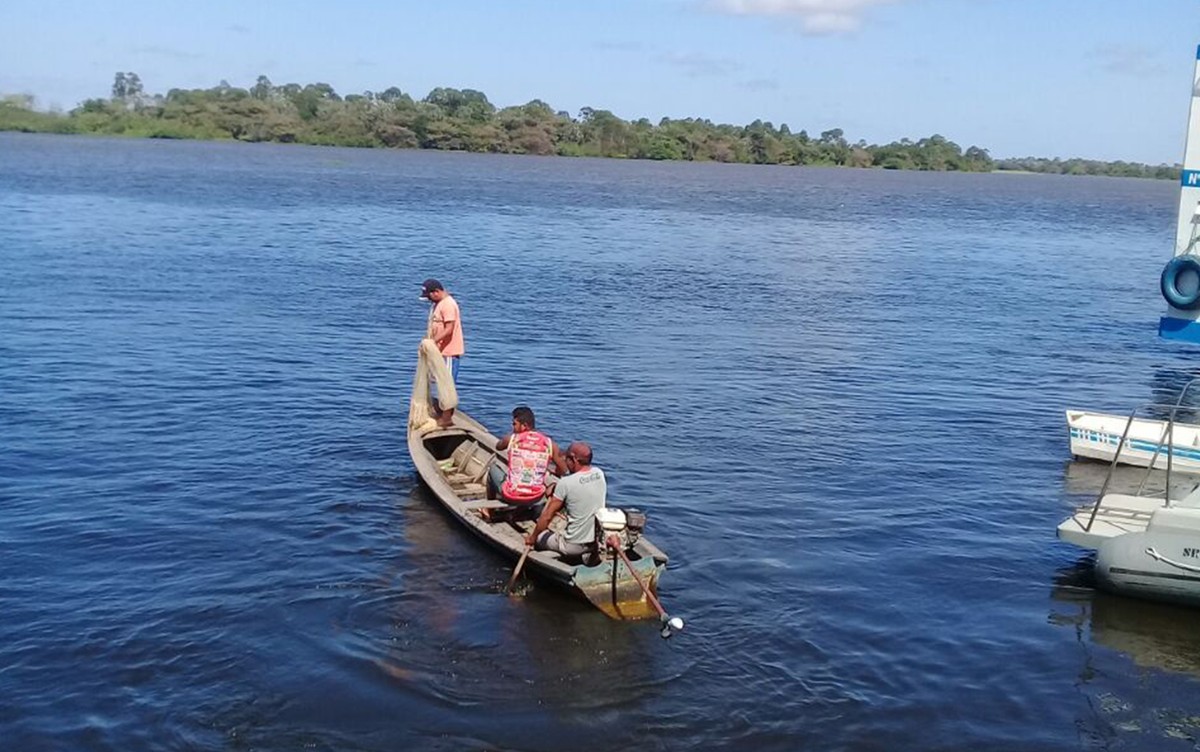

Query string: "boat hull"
[[1066, 410, 1200, 473], [572, 556, 664, 620], [1097, 531, 1200, 606]]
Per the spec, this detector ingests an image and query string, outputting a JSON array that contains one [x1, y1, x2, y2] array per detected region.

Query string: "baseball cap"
[[419, 278, 444, 298]]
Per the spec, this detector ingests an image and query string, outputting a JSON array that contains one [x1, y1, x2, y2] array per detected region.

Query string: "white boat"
[[1066, 409, 1200, 473], [1058, 480, 1200, 606], [1056, 44, 1200, 605], [1059, 396, 1200, 607], [1060, 400, 1200, 604]]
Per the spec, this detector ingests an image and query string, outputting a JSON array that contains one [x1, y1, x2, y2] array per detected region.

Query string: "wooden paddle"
[[505, 544, 532, 594]]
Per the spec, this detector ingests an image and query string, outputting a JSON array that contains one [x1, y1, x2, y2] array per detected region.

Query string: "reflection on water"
[[1050, 562, 1200, 746], [1059, 459, 1200, 504], [1051, 561, 1200, 679], [388, 485, 674, 716], [10, 133, 1200, 749]]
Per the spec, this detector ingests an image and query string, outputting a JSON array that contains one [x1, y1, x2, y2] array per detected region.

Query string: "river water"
[[3, 133, 1200, 751]]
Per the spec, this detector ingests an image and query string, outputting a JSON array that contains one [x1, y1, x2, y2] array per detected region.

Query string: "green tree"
[[111, 72, 128, 100], [0, 73, 1181, 180], [250, 75, 274, 100], [423, 87, 495, 123]]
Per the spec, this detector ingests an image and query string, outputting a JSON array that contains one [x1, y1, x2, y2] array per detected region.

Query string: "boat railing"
[[1132, 376, 1200, 496], [1082, 386, 1200, 533]]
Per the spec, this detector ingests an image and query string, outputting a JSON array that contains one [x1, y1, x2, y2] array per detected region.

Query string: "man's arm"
[[525, 494, 564, 546], [430, 315, 454, 351], [495, 433, 511, 451], [549, 440, 567, 477]]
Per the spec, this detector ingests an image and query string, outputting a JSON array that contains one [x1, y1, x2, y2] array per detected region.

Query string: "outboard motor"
[[594, 507, 648, 552], [595, 508, 628, 552]]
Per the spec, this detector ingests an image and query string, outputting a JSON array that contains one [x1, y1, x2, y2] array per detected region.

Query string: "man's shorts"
[[431, 356, 459, 402], [535, 530, 588, 557]]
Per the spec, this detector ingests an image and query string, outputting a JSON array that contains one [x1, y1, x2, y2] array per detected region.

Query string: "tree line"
[[0, 73, 1179, 179]]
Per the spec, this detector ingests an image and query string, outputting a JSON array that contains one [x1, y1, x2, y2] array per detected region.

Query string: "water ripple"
[[2, 133, 1198, 751]]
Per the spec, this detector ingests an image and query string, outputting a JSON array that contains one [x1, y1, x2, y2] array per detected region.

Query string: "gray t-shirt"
[[556, 467, 607, 544]]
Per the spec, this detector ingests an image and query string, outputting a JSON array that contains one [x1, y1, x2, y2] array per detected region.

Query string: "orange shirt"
[[430, 294, 465, 357]]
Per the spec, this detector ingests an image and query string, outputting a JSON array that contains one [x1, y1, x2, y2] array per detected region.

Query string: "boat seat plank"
[[421, 427, 468, 440], [455, 482, 487, 498], [460, 499, 513, 510]]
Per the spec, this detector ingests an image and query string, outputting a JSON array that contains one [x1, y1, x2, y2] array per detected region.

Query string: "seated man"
[[485, 406, 560, 517], [524, 441, 606, 558]]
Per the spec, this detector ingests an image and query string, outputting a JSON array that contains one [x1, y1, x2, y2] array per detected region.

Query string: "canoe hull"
[[572, 556, 665, 620]]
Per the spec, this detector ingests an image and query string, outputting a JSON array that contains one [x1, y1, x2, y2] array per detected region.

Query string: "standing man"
[[525, 441, 606, 558], [421, 278, 464, 427]]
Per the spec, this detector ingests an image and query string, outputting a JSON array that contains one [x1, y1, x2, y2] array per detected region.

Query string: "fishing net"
[[408, 338, 458, 434]]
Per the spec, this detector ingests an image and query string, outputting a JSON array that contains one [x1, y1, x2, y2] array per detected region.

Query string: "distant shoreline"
[[0, 76, 1181, 180]]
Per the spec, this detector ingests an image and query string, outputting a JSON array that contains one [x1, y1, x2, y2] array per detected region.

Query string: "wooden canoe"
[[406, 408, 670, 620]]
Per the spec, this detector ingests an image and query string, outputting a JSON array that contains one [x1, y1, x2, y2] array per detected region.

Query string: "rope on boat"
[[1145, 546, 1200, 573], [408, 337, 458, 434]]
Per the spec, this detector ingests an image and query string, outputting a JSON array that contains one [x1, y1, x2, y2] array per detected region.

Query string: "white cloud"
[[708, 0, 897, 34]]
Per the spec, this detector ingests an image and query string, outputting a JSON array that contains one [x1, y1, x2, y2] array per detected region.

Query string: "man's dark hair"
[[575, 445, 593, 464], [512, 406, 536, 428]]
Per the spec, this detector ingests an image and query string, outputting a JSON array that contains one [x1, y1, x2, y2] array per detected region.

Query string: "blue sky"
[[1, 0, 1197, 163]]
